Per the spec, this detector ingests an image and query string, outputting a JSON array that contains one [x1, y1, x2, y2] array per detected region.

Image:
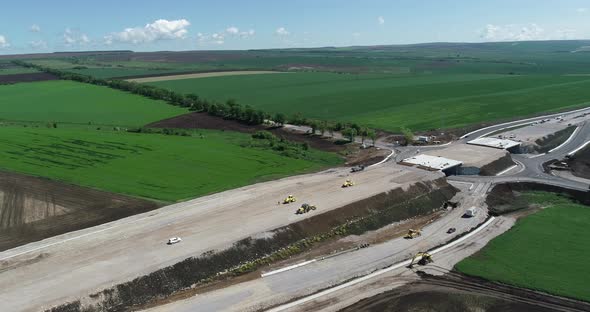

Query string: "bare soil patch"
[[0, 170, 160, 251], [147, 112, 388, 165], [0, 72, 58, 84], [340, 272, 590, 312], [126, 71, 283, 83], [566, 145, 590, 179]]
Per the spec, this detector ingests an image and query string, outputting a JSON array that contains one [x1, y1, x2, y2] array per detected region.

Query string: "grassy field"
[[0, 126, 341, 201], [148, 72, 590, 132], [456, 192, 590, 302], [0, 80, 186, 126]]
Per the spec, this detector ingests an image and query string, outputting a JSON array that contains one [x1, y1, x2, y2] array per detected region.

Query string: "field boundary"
[[126, 70, 285, 83]]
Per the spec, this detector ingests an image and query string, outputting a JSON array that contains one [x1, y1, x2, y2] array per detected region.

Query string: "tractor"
[[404, 229, 421, 239], [296, 203, 316, 214], [283, 195, 296, 204], [342, 179, 354, 188]]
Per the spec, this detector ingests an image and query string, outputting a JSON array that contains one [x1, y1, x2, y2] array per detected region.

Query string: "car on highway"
[[167, 237, 182, 245], [447, 227, 456, 234]]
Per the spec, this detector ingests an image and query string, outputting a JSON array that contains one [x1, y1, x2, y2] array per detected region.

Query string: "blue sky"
[[1, 0, 589, 54]]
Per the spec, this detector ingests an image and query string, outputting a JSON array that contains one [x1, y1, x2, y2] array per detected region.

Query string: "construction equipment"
[[342, 179, 354, 188], [404, 229, 421, 239], [408, 252, 433, 268], [283, 195, 296, 204], [351, 165, 365, 173], [296, 203, 316, 214]]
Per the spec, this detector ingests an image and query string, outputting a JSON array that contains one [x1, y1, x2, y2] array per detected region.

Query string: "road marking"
[[548, 126, 580, 153], [459, 107, 590, 140], [266, 216, 496, 312], [261, 260, 317, 277], [567, 140, 590, 157], [368, 149, 395, 168], [496, 165, 517, 176]]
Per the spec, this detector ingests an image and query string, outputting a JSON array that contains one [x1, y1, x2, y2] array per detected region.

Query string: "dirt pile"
[[485, 182, 590, 215], [45, 178, 457, 312], [339, 272, 590, 312], [479, 154, 516, 176], [566, 145, 590, 179], [0, 170, 160, 251]]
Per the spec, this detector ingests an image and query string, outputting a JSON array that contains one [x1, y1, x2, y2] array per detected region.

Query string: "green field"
[[0, 126, 341, 201], [456, 192, 590, 302], [148, 72, 590, 131], [0, 80, 186, 126]]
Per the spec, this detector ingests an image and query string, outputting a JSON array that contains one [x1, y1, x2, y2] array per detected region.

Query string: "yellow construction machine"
[[404, 229, 421, 239], [342, 179, 354, 188], [296, 203, 317, 214], [283, 195, 296, 204], [408, 251, 433, 268]]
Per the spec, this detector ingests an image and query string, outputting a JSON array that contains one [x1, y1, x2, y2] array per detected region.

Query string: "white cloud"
[[105, 19, 190, 44], [29, 40, 47, 49], [197, 32, 224, 45], [275, 27, 290, 36], [226, 26, 239, 35], [0, 35, 9, 48], [63, 28, 90, 46], [377, 16, 385, 25], [30, 24, 41, 32], [480, 23, 578, 41], [577, 7, 587, 13], [352, 32, 361, 38]]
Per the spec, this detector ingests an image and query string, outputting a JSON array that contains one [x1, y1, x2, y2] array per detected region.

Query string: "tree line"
[[13, 60, 384, 145]]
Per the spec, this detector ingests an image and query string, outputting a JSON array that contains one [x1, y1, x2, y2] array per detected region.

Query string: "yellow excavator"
[[404, 229, 421, 239], [283, 195, 296, 204], [342, 179, 354, 188], [408, 252, 433, 268]]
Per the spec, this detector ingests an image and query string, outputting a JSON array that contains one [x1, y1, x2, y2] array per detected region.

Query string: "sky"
[[1, 0, 589, 54]]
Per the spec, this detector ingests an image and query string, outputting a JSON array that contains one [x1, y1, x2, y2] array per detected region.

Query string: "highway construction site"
[[1, 108, 590, 312]]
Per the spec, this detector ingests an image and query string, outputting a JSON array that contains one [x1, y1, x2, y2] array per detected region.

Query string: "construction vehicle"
[[408, 252, 433, 268], [342, 179, 354, 188], [296, 203, 316, 214], [351, 165, 365, 173], [283, 195, 296, 204], [404, 229, 421, 239]]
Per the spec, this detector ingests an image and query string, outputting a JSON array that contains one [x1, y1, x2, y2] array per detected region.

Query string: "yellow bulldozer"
[[283, 195, 296, 204], [404, 229, 421, 239], [342, 179, 354, 188], [408, 251, 433, 268], [296, 203, 316, 214]]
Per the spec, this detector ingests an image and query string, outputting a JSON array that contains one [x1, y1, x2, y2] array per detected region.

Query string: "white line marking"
[[548, 126, 580, 153], [261, 260, 317, 277], [266, 216, 496, 312], [459, 107, 590, 139], [567, 140, 590, 157], [496, 165, 517, 176], [368, 149, 395, 168]]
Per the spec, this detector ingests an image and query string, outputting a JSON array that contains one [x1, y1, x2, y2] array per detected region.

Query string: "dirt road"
[[0, 162, 440, 311], [126, 71, 283, 83]]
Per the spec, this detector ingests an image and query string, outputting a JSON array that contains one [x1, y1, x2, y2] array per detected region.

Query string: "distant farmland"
[[0, 126, 342, 201], [148, 72, 590, 132], [0, 80, 186, 126]]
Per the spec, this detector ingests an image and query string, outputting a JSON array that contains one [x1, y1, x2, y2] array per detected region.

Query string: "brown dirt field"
[[126, 71, 283, 83], [0, 170, 160, 251], [339, 272, 590, 312], [147, 112, 388, 165], [0, 72, 58, 84], [567, 146, 590, 179]]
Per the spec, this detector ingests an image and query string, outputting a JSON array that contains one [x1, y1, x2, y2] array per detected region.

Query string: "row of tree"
[[14, 60, 386, 144]]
